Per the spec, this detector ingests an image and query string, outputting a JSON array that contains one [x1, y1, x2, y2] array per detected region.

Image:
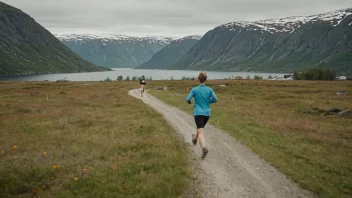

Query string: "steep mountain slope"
[[138, 35, 202, 69], [56, 34, 175, 68], [0, 2, 109, 76], [137, 35, 202, 69], [173, 8, 352, 75]]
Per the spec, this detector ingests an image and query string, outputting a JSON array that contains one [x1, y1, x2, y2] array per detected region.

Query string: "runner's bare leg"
[[196, 128, 205, 149]]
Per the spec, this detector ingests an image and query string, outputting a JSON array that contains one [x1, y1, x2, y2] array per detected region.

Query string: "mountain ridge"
[[221, 8, 352, 34], [56, 34, 177, 68], [0, 2, 110, 76], [172, 7, 352, 75], [55, 33, 177, 44], [137, 35, 202, 69]]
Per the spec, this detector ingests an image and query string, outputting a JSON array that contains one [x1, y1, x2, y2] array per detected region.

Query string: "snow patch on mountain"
[[55, 33, 177, 45], [164, 35, 203, 45], [222, 8, 352, 34], [177, 35, 203, 41], [186, 35, 203, 40]]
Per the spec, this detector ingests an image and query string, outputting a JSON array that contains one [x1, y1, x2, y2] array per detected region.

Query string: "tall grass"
[[0, 81, 190, 198], [148, 80, 352, 198]]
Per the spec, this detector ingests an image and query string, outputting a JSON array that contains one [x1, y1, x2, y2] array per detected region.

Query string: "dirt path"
[[129, 89, 314, 198]]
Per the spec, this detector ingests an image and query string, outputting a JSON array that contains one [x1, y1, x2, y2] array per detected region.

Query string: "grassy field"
[[0, 81, 190, 198], [148, 79, 352, 198]]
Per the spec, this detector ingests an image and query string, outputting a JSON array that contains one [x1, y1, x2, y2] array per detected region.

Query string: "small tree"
[[126, 76, 130, 81], [132, 76, 137, 81], [254, 75, 261, 80], [149, 76, 152, 81], [104, 77, 112, 81], [268, 75, 272, 79], [246, 75, 251, 80], [117, 75, 123, 81], [171, 76, 174, 80]]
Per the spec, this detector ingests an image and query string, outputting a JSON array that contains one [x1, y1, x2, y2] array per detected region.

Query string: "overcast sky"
[[3, 0, 352, 37]]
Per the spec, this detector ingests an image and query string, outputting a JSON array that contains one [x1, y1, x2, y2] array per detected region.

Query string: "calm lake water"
[[0, 68, 289, 81]]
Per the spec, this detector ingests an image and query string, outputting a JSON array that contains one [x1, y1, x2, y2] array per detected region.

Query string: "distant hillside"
[[0, 2, 110, 75], [56, 34, 175, 68], [173, 8, 352, 75], [137, 35, 201, 69]]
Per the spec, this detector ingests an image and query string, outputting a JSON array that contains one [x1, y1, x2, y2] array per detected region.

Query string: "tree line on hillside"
[[293, 68, 336, 80]]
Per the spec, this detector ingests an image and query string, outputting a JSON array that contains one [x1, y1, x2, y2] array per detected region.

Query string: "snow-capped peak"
[[180, 35, 203, 40], [168, 35, 203, 44], [188, 35, 203, 40], [222, 8, 352, 34], [55, 33, 177, 44]]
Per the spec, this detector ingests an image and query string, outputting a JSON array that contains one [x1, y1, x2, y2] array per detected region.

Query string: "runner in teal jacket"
[[186, 72, 217, 159], [186, 84, 217, 116]]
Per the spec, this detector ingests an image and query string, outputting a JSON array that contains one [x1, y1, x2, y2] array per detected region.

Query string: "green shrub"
[[254, 75, 262, 80], [293, 67, 336, 80], [117, 75, 123, 81]]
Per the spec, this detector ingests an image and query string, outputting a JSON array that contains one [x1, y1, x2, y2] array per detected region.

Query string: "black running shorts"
[[194, 116, 209, 129]]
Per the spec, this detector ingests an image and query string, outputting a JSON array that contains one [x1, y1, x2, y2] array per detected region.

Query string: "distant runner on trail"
[[186, 72, 217, 159], [140, 75, 147, 97]]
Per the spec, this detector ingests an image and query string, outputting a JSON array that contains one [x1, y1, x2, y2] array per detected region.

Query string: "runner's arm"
[[186, 89, 194, 104], [209, 89, 218, 104]]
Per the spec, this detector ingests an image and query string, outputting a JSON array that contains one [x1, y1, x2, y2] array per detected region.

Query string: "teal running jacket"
[[186, 84, 218, 116]]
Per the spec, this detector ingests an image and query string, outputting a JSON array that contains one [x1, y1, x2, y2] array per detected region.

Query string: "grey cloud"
[[3, 0, 352, 37]]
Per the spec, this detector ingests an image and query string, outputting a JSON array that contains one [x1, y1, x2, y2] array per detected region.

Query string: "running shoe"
[[192, 134, 197, 145], [201, 147, 208, 159]]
